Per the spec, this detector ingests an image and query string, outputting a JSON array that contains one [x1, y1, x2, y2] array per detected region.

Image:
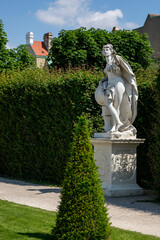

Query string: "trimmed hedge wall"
[[148, 68, 160, 196], [0, 68, 103, 184], [0, 66, 158, 187], [135, 65, 158, 188]]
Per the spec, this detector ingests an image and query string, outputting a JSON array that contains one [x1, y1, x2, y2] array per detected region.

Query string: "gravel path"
[[0, 177, 160, 238]]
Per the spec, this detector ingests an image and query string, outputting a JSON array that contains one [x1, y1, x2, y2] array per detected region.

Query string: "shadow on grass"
[[18, 232, 53, 240]]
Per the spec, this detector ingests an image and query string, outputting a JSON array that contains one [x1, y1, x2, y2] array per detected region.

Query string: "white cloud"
[[36, 0, 88, 26], [123, 22, 139, 29], [6, 42, 16, 49], [77, 9, 123, 29], [6, 43, 11, 49], [35, 0, 138, 30]]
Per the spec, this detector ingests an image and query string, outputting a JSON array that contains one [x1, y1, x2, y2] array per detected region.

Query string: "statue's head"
[[102, 44, 116, 57]]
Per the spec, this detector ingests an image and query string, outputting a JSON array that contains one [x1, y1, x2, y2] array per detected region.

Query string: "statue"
[[93, 45, 144, 196], [95, 44, 138, 135]]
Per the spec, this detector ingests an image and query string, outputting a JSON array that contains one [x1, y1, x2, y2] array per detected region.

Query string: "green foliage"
[[0, 19, 9, 72], [7, 45, 35, 70], [107, 30, 153, 71], [53, 116, 110, 240], [0, 19, 35, 72], [0, 68, 103, 184], [49, 27, 153, 71], [134, 64, 158, 188], [0, 65, 158, 189], [148, 67, 160, 196]]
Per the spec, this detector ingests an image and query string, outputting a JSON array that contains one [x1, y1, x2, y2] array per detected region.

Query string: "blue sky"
[[0, 0, 160, 49]]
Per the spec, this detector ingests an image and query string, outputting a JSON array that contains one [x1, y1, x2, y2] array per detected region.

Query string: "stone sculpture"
[[92, 44, 144, 196], [95, 44, 138, 135]]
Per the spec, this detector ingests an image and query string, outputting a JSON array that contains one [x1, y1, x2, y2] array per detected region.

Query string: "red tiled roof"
[[149, 14, 160, 18], [31, 41, 48, 56]]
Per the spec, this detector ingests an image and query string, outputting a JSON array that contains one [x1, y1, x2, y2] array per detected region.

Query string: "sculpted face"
[[102, 47, 112, 57]]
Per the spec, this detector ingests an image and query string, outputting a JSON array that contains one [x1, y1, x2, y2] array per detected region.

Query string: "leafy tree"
[[49, 27, 153, 71], [7, 45, 35, 70], [0, 19, 9, 72], [0, 19, 35, 72], [53, 115, 110, 240], [109, 30, 153, 71]]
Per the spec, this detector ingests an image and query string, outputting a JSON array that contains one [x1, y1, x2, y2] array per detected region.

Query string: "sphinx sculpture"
[[95, 44, 138, 135]]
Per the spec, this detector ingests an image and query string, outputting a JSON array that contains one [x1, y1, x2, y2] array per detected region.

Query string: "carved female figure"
[[95, 44, 138, 133]]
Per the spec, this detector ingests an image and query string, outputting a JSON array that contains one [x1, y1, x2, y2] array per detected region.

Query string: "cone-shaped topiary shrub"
[[52, 115, 111, 240]]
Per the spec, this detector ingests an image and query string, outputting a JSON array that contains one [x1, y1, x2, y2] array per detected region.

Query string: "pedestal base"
[[103, 184, 143, 197], [91, 135, 144, 197]]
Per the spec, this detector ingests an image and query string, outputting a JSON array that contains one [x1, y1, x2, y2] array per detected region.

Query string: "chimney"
[[43, 32, 53, 51], [26, 32, 34, 45], [112, 26, 119, 32]]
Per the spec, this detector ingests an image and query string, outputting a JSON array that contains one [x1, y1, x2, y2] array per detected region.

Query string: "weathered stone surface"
[[93, 44, 144, 197], [91, 137, 144, 197], [95, 44, 138, 134]]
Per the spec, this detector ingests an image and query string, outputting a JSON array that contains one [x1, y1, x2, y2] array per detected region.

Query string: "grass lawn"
[[0, 199, 159, 240]]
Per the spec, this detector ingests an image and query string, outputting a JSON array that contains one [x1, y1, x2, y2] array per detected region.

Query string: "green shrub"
[[53, 116, 110, 240], [0, 68, 103, 184], [0, 66, 158, 188], [135, 64, 158, 188], [148, 67, 160, 196]]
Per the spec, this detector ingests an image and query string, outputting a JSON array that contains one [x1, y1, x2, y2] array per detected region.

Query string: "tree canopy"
[[0, 19, 35, 72], [48, 27, 153, 71], [7, 45, 35, 70], [0, 19, 9, 71]]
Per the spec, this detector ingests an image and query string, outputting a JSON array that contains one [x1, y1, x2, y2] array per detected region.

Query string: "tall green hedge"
[[148, 68, 160, 196], [135, 64, 158, 188], [0, 68, 103, 184], [0, 66, 158, 187]]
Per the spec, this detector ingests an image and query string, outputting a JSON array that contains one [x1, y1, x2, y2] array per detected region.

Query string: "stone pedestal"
[[91, 133, 144, 197]]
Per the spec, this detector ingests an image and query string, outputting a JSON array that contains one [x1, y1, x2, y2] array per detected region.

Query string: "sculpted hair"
[[102, 44, 116, 56]]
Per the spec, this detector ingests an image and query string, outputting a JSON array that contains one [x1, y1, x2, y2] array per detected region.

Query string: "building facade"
[[134, 14, 160, 58], [26, 32, 53, 68]]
